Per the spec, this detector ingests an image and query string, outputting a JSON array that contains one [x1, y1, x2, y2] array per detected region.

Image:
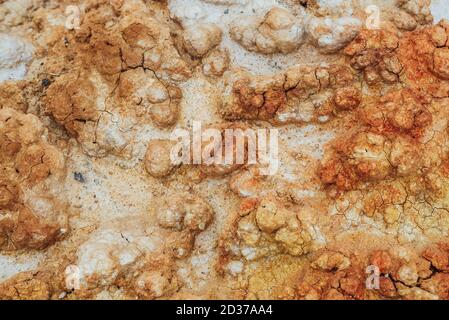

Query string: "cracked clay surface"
[[2, 0, 449, 300]]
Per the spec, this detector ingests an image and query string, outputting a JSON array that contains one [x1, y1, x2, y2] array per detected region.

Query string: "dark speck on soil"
[[74, 172, 86, 183], [42, 78, 51, 87]]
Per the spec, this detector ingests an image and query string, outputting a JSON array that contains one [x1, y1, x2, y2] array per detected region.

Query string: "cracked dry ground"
[[2, 0, 449, 300]]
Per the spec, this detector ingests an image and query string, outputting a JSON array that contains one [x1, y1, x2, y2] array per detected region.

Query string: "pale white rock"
[[169, 1, 207, 26], [182, 23, 223, 58], [0, 0, 33, 28], [307, 16, 361, 53], [168, 0, 310, 74], [227, 260, 244, 275], [0, 34, 33, 81], [241, 246, 257, 260], [430, 0, 449, 23], [76, 219, 163, 286], [230, 7, 306, 54]]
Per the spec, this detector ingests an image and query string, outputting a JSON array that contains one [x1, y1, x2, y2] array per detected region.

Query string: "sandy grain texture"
[[1, 0, 449, 300]]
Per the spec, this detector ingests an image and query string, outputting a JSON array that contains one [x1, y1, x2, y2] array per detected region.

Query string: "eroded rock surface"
[[2, 0, 449, 301]]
